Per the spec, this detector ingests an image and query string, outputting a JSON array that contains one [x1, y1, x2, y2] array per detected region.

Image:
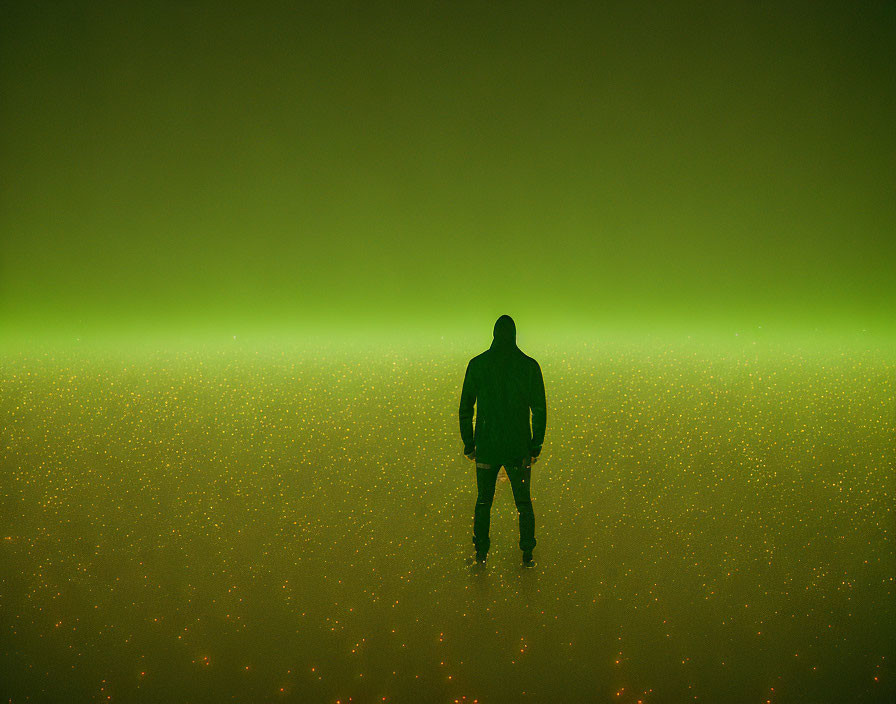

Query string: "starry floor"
[[1, 336, 894, 703]]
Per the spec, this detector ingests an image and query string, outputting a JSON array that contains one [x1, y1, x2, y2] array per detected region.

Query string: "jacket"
[[459, 321, 547, 467]]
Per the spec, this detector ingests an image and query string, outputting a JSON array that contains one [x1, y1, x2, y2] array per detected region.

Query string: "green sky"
[[2, 1, 894, 342]]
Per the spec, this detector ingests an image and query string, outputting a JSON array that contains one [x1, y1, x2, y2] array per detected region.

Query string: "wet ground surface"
[[1, 339, 893, 703]]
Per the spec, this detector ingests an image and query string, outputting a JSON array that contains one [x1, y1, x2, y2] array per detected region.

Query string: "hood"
[[489, 315, 517, 354]]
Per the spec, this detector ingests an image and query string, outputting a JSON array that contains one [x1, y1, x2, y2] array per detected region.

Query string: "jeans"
[[473, 461, 536, 554]]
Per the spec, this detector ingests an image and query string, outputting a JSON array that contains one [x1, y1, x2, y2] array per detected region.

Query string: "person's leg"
[[506, 463, 536, 553], [473, 464, 500, 554]]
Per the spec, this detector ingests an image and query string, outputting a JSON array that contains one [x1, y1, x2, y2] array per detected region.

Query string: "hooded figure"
[[490, 314, 517, 357], [460, 315, 546, 562], [459, 315, 547, 467]]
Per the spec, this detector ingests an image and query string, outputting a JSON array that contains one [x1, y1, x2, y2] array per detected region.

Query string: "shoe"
[[522, 550, 534, 567]]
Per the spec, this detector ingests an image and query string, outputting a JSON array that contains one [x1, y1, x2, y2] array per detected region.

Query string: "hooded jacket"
[[459, 315, 547, 467]]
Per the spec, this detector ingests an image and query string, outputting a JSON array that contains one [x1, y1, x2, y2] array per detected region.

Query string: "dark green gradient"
[[2, 1, 894, 341]]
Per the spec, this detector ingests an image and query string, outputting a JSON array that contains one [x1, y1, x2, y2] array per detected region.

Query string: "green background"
[[2, 1, 894, 345], [1, 5, 894, 701]]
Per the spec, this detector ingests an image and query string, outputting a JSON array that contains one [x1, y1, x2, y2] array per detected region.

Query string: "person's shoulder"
[[519, 350, 540, 367], [468, 350, 489, 366]]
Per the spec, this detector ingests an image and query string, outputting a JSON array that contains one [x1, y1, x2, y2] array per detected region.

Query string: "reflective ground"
[[1, 337, 893, 703]]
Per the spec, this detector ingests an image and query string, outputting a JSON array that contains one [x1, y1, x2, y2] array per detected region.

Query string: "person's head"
[[493, 314, 516, 346]]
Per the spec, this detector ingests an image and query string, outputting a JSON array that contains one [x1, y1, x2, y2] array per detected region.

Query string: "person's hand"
[[465, 452, 476, 461], [530, 454, 539, 465]]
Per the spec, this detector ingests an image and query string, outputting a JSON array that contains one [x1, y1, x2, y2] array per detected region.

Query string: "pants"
[[473, 461, 536, 554]]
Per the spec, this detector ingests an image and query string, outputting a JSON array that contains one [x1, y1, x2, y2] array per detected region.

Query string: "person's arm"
[[459, 360, 477, 457], [529, 360, 546, 459]]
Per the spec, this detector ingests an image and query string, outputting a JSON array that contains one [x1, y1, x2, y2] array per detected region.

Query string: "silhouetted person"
[[459, 315, 547, 567]]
